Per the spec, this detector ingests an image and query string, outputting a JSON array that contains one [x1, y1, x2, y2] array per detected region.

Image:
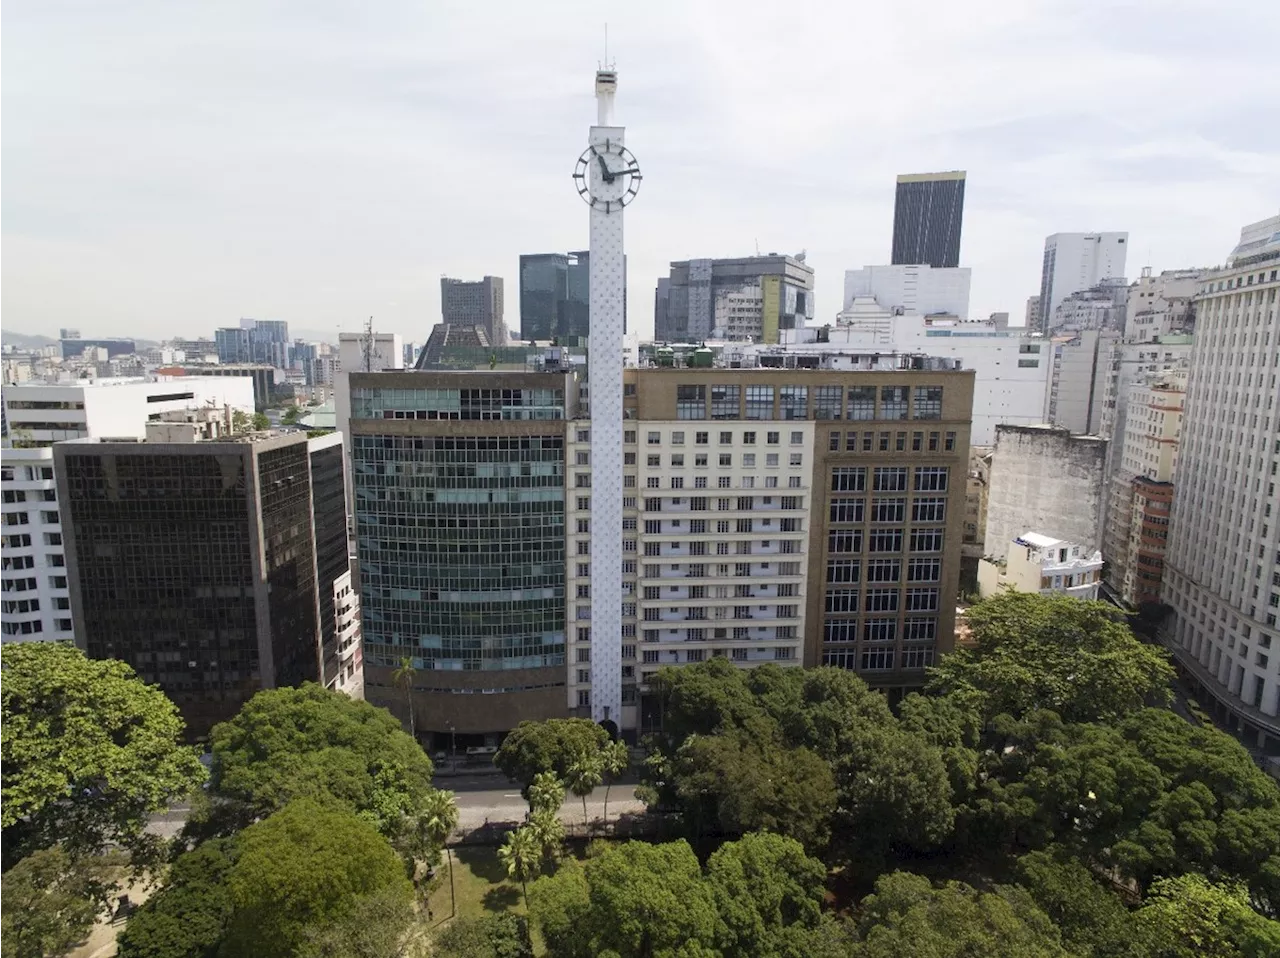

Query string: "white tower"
[[576, 68, 641, 728]]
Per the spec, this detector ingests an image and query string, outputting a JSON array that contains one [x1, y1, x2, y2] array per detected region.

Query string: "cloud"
[[3, 0, 1278, 342]]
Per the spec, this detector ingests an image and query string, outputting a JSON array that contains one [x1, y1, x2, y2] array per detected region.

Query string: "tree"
[[116, 839, 238, 958], [1, 847, 115, 958], [219, 799, 412, 958], [927, 591, 1174, 723], [1134, 873, 1280, 958], [1014, 849, 1140, 958], [527, 770, 565, 817], [528, 840, 719, 958], [705, 832, 838, 958], [250, 412, 270, 430], [852, 871, 1071, 958], [1, 643, 205, 868], [281, 405, 301, 426], [295, 885, 415, 958], [565, 750, 603, 827], [231, 409, 250, 432], [431, 914, 533, 958], [391, 658, 416, 743], [599, 739, 630, 828], [208, 683, 437, 833], [498, 826, 543, 908], [494, 719, 610, 792]]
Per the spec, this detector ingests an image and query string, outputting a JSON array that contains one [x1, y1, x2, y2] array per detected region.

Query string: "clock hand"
[[597, 154, 614, 182]]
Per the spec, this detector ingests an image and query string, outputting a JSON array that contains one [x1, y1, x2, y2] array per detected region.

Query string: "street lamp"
[[446, 721, 457, 770]]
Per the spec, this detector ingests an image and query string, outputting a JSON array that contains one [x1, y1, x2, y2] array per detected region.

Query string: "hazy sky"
[[3, 0, 1278, 344]]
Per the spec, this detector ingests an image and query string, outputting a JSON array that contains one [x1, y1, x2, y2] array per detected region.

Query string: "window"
[[577, 518, 590, 533], [914, 467, 949, 492], [860, 648, 895, 670], [827, 559, 860, 583], [865, 588, 899, 612], [744, 386, 774, 419], [864, 618, 897, 642], [576, 473, 591, 488], [826, 589, 860, 613], [912, 386, 943, 419], [901, 646, 934, 669], [829, 500, 864, 525], [720, 454, 732, 467], [648, 431, 661, 444], [676, 386, 706, 419], [624, 430, 636, 443], [831, 467, 866, 492], [874, 467, 907, 492], [907, 557, 941, 582], [647, 477, 660, 488], [829, 433, 841, 452], [648, 454, 661, 467], [767, 431, 780, 444], [625, 452, 636, 465], [866, 558, 900, 582], [846, 386, 876, 420], [828, 529, 863, 553], [814, 385, 842, 419], [743, 454, 756, 467], [912, 431, 923, 451], [881, 386, 909, 419], [944, 431, 956, 452], [695, 455, 708, 467], [671, 455, 685, 467], [869, 530, 903, 552], [790, 431, 804, 445], [904, 617, 937, 641], [712, 386, 740, 419], [789, 453, 802, 466], [766, 454, 778, 467], [910, 528, 944, 552], [576, 450, 590, 465], [779, 386, 807, 420], [824, 620, 858, 643], [912, 497, 946, 522], [871, 497, 905, 523], [696, 431, 709, 444], [906, 588, 939, 611]]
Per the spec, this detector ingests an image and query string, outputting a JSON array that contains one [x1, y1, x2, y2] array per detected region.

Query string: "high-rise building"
[[1038, 232, 1129, 333], [519, 251, 627, 342], [1025, 296, 1041, 329], [215, 326, 252, 364], [1, 379, 256, 645], [441, 276, 507, 346], [1045, 328, 1120, 435], [891, 171, 966, 269], [348, 370, 575, 743], [843, 264, 971, 318], [656, 255, 814, 343], [1161, 213, 1280, 751], [55, 427, 358, 732]]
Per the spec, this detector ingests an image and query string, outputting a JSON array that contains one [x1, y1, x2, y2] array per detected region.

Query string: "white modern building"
[[794, 311, 1048, 446], [334, 330, 403, 511], [978, 532, 1102, 600], [1162, 213, 1280, 752], [1045, 328, 1120, 435], [843, 264, 971, 318], [1, 377, 255, 643], [1038, 232, 1129, 332]]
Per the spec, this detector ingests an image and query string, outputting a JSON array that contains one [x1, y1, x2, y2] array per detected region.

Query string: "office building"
[[656, 254, 813, 343], [348, 370, 575, 743], [416, 324, 492, 368], [56, 428, 358, 733], [1038, 232, 1129, 333], [1125, 267, 1201, 342], [215, 326, 252, 364], [1161, 213, 1280, 751], [153, 363, 277, 411], [978, 532, 1102, 600], [519, 251, 626, 342], [1045, 328, 1120, 435], [983, 424, 1107, 564], [0, 379, 254, 648], [843, 264, 971, 318], [441, 276, 507, 346], [654, 278, 672, 338], [891, 171, 966, 269], [1050, 278, 1130, 333], [1025, 296, 1041, 329], [59, 337, 137, 360]]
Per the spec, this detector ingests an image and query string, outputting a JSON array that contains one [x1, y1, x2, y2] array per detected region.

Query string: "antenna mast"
[[361, 316, 376, 372]]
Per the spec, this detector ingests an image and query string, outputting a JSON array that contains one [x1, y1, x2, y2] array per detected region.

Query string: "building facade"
[[519, 251, 625, 342], [56, 430, 357, 733], [842, 264, 971, 318], [1049, 278, 1129, 333], [891, 171, 965, 269], [1046, 328, 1119, 435], [1038, 232, 1129, 333], [656, 255, 813, 343], [978, 532, 1102, 600], [441, 276, 507, 346], [1125, 267, 1200, 342], [1161, 213, 1280, 752], [983, 424, 1107, 564]]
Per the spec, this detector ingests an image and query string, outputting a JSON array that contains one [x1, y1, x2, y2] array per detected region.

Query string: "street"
[[436, 772, 646, 831]]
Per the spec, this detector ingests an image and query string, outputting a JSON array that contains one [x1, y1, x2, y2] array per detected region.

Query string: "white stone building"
[[1162, 212, 1280, 751], [983, 424, 1107, 564], [1, 377, 255, 643], [1124, 267, 1201, 342], [1046, 328, 1120, 435], [1038, 232, 1129, 331], [978, 531, 1102, 600], [1050, 278, 1129, 333], [843, 264, 972, 318]]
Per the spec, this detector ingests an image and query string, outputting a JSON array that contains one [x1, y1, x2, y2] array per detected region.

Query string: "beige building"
[[978, 532, 1102, 599]]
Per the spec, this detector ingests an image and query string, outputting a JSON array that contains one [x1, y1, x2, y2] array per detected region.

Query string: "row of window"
[[823, 617, 937, 642], [829, 496, 947, 524], [828, 429, 957, 453], [821, 647, 935, 670], [664, 384, 946, 421], [635, 452, 805, 468], [640, 428, 805, 446], [831, 466, 949, 492], [825, 587, 941, 612], [828, 528, 945, 553], [825, 557, 941, 583]]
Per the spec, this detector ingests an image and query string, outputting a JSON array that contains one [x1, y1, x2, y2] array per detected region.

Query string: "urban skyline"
[[4, 3, 1276, 344]]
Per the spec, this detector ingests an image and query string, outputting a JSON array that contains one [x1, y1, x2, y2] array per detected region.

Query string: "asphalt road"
[[437, 773, 645, 831]]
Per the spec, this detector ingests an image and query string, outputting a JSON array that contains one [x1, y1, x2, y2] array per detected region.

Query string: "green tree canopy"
[[219, 799, 412, 958], [430, 914, 533, 958], [1134, 873, 1280, 958], [927, 591, 1174, 723], [208, 683, 436, 831], [1, 847, 115, 958], [1014, 849, 1141, 958], [116, 839, 238, 958], [1, 643, 205, 867], [494, 718, 611, 792], [852, 871, 1071, 958]]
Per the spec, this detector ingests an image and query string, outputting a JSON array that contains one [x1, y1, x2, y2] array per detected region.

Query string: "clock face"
[[573, 141, 641, 212]]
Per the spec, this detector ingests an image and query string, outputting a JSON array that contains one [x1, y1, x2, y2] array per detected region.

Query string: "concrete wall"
[[983, 425, 1107, 563]]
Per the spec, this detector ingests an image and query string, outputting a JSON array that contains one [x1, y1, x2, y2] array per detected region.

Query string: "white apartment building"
[[978, 532, 1102, 600], [1162, 213, 1280, 752], [1, 378, 255, 643], [782, 312, 1047, 446], [1125, 267, 1201, 342], [1046, 328, 1120, 435], [843, 264, 971, 318], [1039, 232, 1129, 331], [565, 420, 812, 731], [1050, 278, 1129, 333]]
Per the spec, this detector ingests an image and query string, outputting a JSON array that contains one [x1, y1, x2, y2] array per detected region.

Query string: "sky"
[[3, 0, 1278, 345]]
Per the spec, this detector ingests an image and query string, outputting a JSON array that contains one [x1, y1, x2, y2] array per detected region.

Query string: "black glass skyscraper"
[[891, 171, 966, 269], [518, 251, 625, 342]]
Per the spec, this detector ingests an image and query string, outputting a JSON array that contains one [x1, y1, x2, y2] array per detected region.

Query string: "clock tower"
[[581, 67, 635, 728]]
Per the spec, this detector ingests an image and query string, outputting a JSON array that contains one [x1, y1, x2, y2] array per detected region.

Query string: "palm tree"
[[498, 826, 542, 908], [392, 657, 416, 742], [565, 752, 603, 828], [418, 790, 459, 917], [528, 807, 565, 864], [527, 771, 565, 817], [600, 739, 630, 829]]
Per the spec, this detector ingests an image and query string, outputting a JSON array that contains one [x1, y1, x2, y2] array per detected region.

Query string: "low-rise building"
[[978, 532, 1102, 599]]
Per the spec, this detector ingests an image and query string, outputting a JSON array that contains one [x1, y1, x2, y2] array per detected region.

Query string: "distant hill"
[[2, 331, 59, 351]]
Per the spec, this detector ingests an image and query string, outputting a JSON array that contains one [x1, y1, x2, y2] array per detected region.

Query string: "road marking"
[[503, 793, 522, 798]]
